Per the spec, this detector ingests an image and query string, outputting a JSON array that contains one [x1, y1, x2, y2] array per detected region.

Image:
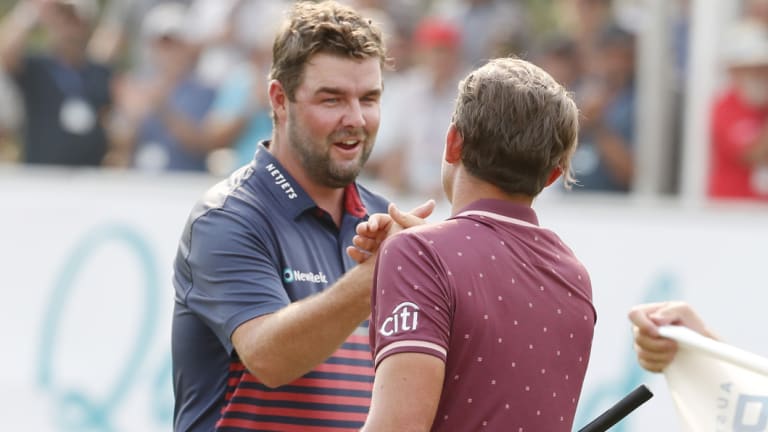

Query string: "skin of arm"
[[361, 353, 445, 432], [231, 258, 375, 388], [234, 200, 435, 388], [628, 301, 719, 373], [201, 114, 249, 151], [0, 0, 39, 73]]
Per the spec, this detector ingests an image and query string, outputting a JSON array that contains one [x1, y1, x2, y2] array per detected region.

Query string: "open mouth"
[[333, 139, 362, 151]]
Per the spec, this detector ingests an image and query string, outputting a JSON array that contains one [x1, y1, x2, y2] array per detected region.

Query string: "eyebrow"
[[315, 87, 382, 98]]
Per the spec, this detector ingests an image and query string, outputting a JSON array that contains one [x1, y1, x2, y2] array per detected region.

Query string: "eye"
[[322, 98, 340, 105]]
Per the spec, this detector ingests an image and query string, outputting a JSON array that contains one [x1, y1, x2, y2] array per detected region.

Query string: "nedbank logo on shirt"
[[380, 301, 420, 336], [282, 267, 328, 284], [265, 163, 298, 199]]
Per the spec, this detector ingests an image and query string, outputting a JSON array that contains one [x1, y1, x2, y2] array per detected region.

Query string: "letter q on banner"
[[659, 326, 768, 432]]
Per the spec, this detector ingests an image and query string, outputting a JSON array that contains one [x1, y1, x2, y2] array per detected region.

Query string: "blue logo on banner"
[[37, 224, 172, 431]]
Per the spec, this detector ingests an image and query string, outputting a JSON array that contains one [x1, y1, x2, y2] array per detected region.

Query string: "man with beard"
[[170, 2, 433, 431]]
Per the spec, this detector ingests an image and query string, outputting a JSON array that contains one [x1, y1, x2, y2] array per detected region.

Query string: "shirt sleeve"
[[370, 231, 453, 368], [183, 208, 290, 353]]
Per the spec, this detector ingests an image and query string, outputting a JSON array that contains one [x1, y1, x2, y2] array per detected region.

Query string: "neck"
[[268, 136, 346, 226], [448, 166, 533, 216]]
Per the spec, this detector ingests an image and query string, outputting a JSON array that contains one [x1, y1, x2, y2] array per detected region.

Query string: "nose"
[[342, 100, 366, 129]]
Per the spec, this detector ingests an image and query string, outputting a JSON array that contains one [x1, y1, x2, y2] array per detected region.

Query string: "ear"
[[268, 80, 287, 122], [444, 123, 463, 164], [545, 166, 563, 187]]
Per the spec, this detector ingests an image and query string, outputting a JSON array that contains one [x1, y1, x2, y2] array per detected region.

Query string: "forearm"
[[0, 1, 37, 73], [595, 128, 634, 187], [203, 116, 248, 150], [362, 353, 444, 432], [159, 105, 210, 155], [234, 262, 372, 387]]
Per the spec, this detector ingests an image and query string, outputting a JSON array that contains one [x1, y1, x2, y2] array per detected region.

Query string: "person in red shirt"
[[708, 21, 768, 200]]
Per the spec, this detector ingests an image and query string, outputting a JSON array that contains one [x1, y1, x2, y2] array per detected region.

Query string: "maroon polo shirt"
[[371, 199, 596, 432]]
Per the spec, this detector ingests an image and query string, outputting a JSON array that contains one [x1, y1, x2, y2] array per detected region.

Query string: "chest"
[[271, 212, 362, 302]]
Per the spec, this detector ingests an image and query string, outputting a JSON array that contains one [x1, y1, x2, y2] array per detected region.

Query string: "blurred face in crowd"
[[281, 53, 382, 188], [150, 35, 195, 77], [731, 64, 768, 107], [598, 41, 635, 89], [419, 45, 462, 84]]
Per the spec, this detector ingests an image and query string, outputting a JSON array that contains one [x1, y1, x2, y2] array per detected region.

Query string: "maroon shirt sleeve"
[[370, 231, 452, 368]]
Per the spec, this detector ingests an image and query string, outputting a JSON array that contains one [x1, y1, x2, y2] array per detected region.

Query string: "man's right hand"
[[628, 301, 717, 373], [346, 199, 435, 264]]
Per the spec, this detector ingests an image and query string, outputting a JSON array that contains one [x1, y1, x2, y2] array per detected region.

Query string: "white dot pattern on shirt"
[[401, 219, 588, 429]]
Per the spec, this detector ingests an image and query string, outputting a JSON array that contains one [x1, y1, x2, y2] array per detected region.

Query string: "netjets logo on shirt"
[[266, 163, 298, 199], [380, 301, 420, 336], [282, 267, 328, 284]]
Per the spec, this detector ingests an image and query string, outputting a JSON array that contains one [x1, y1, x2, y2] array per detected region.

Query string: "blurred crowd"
[[0, 0, 766, 202]]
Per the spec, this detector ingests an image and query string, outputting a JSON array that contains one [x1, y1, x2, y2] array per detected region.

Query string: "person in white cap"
[[108, 2, 216, 172], [0, 0, 114, 167], [708, 20, 768, 200]]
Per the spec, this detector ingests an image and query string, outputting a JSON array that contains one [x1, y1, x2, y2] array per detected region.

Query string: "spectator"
[[200, 0, 287, 174], [708, 20, 768, 200], [0, 0, 113, 167], [0, 69, 23, 162], [87, 0, 196, 68], [435, 0, 528, 68], [532, 34, 581, 91], [109, 2, 215, 172], [368, 17, 467, 198], [570, 25, 636, 192]]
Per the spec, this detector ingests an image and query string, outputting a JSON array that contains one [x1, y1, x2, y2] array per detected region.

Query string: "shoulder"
[[380, 220, 457, 258], [189, 165, 270, 232]]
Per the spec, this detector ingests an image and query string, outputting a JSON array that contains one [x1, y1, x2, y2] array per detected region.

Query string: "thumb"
[[389, 202, 429, 229], [408, 199, 436, 219]]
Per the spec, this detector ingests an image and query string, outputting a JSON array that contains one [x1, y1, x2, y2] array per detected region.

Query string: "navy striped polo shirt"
[[171, 141, 388, 431]]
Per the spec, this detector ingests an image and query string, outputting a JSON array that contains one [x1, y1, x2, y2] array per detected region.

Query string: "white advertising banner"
[[2, 168, 768, 431], [660, 326, 768, 432]]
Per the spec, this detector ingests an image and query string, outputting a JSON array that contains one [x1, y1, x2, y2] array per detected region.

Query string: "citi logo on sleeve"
[[380, 301, 420, 336], [282, 267, 328, 284], [265, 163, 298, 199]]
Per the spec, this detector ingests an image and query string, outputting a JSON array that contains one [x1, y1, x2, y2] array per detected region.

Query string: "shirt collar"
[[253, 141, 369, 220], [453, 198, 539, 226]]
